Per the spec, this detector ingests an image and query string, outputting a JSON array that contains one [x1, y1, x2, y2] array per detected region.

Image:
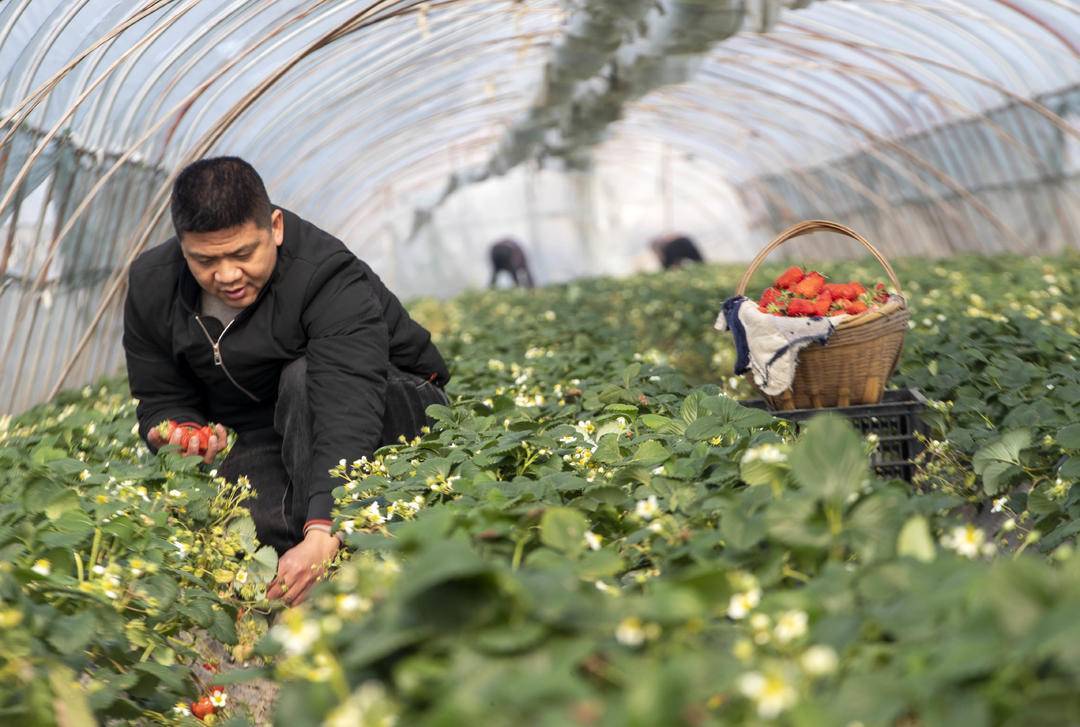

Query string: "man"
[[488, 237, 534, 288], [123, 157, 449, 606]]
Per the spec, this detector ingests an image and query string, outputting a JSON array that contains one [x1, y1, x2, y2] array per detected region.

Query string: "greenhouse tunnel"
[[0, 0, 1078, 415]]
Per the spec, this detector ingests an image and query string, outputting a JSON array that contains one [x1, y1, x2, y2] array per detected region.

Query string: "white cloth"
[[715, 297, 848, 396]]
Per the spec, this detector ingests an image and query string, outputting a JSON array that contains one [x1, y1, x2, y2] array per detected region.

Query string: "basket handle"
[[735, 219, 903, 297]]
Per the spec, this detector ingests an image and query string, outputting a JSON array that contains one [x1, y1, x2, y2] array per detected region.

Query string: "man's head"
[[171, 157, 284, 309]]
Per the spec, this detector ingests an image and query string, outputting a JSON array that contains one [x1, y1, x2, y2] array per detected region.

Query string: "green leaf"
[[896, 516, 936, 562], [250, 545, 278, 580], [721, 509, 767, 551], [680, 393, 702, 425], [209, 607, 237, 644], [787, 414, 868, 505], [396, 539, 488, 601], [141, 574, 180, 610], [1027, 483, 1060, 517], [47, 664, 96, 727], [540, 507, 588, 556], [640, 414, 685, 436], [684, 416, 724, 441], [630, 440, 671, 467], [1058, 423, 1080, 450], [1060, 457, 1080, 480], [739, 458, 786, 491], [47, 610, 97, 653], [133, 661, 186, 692], [592, 435, 623, 464], [31, 445, 67, 467], [973, 430, 1032, 495], [44, 491, 81, 521], [979, 462, 1018, 496], [703, 395, 777, 430], [576, 548, 624, 579], [227, 517, 259, 554], [425, 404, 455, 423], [474, 622, 547, 655]]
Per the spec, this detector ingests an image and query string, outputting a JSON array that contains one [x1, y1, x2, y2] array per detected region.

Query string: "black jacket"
[[123, 208, 449, 521]]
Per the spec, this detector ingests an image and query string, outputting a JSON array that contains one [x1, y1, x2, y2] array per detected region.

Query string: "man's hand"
[[266, 529, 340, 606], [148, 422, 228, 465]]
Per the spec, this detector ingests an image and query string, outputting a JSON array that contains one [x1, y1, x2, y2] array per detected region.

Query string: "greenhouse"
[[0, 0, 1078, 724]]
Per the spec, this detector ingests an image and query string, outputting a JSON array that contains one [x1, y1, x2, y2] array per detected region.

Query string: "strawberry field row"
[[0, 251, 1076, 725]]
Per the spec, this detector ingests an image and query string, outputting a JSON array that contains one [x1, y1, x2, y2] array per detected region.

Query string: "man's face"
[[180, 208, 284, 309]]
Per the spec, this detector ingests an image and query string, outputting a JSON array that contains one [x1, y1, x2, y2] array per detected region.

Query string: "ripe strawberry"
[[155, 419, 178, 441], [191, 696, 215, 720], [786, 298, 817, 317], [874, 282, 889, 303], [758, 287, 782, 308], [171, 422, 209, 453], [822, 283, 846, 299], [793, 271, 825, 298], [823, 282, 863, 301], [774, 266, 805, 290], [842, 300, 868, 315], [811, 291, 833, 317]]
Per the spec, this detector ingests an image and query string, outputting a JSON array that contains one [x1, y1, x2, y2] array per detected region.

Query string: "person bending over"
[[123, 157, 450, 606], [489, 238, 534, 288], [650, 233, 704, 270]]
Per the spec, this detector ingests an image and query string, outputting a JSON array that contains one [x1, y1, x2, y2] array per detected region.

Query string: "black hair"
[[170, 157, 272, 237]]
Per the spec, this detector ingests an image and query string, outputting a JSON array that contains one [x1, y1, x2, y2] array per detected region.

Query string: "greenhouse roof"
[[0, 0, 1078, 411]]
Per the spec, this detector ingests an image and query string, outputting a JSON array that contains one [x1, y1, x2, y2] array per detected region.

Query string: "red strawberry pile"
[[757, 266, 889, 317]]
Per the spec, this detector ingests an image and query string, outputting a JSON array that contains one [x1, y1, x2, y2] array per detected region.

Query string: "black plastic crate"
[[743, 388, 930, 483]]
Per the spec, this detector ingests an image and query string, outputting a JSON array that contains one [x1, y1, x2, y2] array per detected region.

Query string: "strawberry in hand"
[[150, 419, 228, 464]]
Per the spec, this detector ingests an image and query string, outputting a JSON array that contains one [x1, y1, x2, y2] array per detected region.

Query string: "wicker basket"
[[735, 220, 910, 411]]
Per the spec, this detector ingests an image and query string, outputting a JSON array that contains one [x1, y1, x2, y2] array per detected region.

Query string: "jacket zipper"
[[194, 314, 261, 402]]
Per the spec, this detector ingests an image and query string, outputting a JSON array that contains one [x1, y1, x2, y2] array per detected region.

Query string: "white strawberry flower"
[[738, 671, 797, 718], [584, 531, 602, 551], [615, 617, 646, 647], [774, 610, 808, 644], [800, 645, 839, 676], [634, 495, 660, 521], [727, 588, 762, 620]]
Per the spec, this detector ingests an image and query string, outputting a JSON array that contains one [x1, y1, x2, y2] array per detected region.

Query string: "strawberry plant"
[[0, 385, 276, 724], [0, 250, 1076, 724]]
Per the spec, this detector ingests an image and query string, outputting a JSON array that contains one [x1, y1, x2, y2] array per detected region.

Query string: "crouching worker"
[[489, 237, 534, 288], [123, 157, 450, 606], [650, 233, 704, 270]]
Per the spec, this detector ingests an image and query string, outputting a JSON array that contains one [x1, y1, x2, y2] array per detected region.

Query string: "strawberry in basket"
[[758, 266, 888, 318]]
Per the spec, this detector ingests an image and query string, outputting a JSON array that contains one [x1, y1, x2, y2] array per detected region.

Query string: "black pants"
[[219, 357, 449, 554]]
